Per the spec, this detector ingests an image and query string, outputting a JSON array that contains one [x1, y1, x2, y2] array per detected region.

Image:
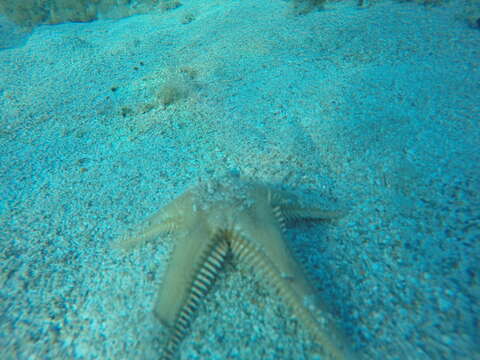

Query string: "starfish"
[[117, 174, 355, 360]]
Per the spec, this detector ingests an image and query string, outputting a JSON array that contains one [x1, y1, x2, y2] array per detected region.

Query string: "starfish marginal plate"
[[117, 174, 356, 360]]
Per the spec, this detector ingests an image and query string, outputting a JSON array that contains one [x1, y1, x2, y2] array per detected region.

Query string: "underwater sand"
[[1, 0, 479, 359]]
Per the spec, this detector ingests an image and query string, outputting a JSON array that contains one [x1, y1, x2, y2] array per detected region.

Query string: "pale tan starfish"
[[117, 174, 356, 360]]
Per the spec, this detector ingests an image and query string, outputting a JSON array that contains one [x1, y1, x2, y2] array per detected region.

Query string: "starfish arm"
[[267, 187, 345, 223], [236, 186, 318, 298], [154, 217, 228, 360], [280, 205, 346, 223], [113, 206, 180, 251], [230, 229, 354, 360], [114, 220, 176, 251], [114, 190, 197, 251], [229, 187, 354, 360], [154, 219, 217, 325]]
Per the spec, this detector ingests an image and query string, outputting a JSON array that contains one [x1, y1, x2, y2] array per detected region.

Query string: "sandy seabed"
[[1, 0, 479, 359]]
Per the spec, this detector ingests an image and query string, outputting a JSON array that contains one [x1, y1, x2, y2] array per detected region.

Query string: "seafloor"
[[1, 0, 479, 359]]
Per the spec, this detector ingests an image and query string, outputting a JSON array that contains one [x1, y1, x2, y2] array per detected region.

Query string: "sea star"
[[117, 174, 355, 360]]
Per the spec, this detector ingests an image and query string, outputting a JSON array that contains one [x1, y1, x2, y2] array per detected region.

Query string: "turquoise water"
[[0, 1, 479, 359]]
